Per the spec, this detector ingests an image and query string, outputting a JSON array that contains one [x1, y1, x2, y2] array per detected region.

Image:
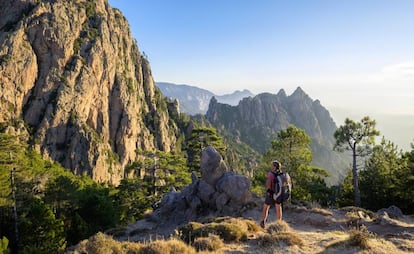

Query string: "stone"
[[200, 146, 228, 186], [216, 172, 252, 205], [134, 145, 254, 227], [377, 205, 403, 219], [215, 193, 230, 212], [197, 179, 216, 203], [189, 196, 201, 210]]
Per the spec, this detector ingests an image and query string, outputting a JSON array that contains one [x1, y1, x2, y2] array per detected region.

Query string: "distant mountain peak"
[[290, 86, 311, 100], [205, 89, 347, 185], [276, 89, 287, 98], [156, 82, 255, 115]]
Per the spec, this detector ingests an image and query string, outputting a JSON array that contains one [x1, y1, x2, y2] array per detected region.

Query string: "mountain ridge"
[[156, 82, 254, 115], [206, 87, 347, 185]]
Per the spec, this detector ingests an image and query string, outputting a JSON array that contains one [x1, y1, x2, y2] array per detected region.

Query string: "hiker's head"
[[272, 160, 281, 171]]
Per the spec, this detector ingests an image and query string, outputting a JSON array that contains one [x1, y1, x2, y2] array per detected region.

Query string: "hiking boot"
[[260, 220, 265, 229]]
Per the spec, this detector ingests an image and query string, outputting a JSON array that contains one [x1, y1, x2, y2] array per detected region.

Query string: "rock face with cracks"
[[0, 0, 181, 185]]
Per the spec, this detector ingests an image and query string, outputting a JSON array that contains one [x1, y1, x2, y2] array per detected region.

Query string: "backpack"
[[272, 172, 291, 203]]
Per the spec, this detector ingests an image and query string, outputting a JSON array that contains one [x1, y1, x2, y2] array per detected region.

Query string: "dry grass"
[[256, 220, 303, 249], [266, 220, 292, 234], [121, 241, 144, 253], [348, 225, 375, 249], [179, 217, 258, 243], [192, 234, 224, 252], [65, 232, 194, 254], [257, 232, 303, 248], [65, 232, 144, 254], [321, 225, 377, 253], [64, 207, 414, 254], [140, 238, 196, 254]]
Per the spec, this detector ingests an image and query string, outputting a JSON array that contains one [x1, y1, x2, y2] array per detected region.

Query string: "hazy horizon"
[[109, 0, 414, 151]]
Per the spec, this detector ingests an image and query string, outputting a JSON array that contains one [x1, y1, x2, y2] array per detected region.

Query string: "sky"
[[108, 0, 414, 150]]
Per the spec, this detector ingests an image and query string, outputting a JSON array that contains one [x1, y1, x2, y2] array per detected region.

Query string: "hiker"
[[260, 160, 284, 228]]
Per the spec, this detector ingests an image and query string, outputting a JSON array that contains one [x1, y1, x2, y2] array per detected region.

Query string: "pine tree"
[[186, 127, 226, 173], [359, 138, 405, 210], [19, 198, 66, 253], [334, 116, 379, 207], [263, 125, 330, 202]]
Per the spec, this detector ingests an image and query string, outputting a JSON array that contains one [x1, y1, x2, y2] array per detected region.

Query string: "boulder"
[[144, 145, 254, 230], [216, 193, 230, 212], [200, 146, 228, 186], [197, 179, 216, 203], [377, 205, 403, 219], [216, 172, 252, 205]]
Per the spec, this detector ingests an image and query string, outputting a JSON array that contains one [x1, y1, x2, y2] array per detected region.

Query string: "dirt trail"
[[123, 202, 414, 253]]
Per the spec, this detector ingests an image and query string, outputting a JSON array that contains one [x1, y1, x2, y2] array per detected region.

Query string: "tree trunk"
[[352, 148, 361, 206]]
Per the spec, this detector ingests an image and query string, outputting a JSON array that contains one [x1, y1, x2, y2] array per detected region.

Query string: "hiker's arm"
[[266, 174, 273, 194]]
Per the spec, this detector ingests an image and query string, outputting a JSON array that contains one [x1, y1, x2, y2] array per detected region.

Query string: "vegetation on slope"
[[1, 115, 414, 253]]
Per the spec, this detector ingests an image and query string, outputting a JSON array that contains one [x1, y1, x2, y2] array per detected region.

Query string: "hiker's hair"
[[272, 160, 281, 170]]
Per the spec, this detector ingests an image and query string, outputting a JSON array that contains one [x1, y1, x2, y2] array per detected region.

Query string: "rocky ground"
[[121, 200, 414, 254]]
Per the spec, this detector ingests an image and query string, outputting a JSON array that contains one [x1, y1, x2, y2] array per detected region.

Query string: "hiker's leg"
[[276, 203, 282, 220], [261, 203, 270, 222]]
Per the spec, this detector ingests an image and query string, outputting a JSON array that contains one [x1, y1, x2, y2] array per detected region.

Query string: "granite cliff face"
[[0, 0, 180, 184], [206, 87, 347, 184]]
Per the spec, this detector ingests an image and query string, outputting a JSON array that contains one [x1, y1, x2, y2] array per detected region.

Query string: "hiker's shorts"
[[264, 193, 282, 205], [264, 193, 276, 205]]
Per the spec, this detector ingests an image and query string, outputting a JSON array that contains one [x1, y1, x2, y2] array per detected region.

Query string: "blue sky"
[[108, 0, 414, 149]]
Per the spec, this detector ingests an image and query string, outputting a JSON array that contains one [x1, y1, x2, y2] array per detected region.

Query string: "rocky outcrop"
[[206, 87, 347, 185], [151, 146, 253, 225], [0, 0, 180, 184]]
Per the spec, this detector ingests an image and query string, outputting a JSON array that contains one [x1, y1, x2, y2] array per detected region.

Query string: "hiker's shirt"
[[266, 171, 276, 194]]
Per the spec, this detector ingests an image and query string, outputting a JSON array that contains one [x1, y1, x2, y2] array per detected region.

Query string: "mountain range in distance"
[[157, 82, 413, 152], [156, 82, 254, 115]]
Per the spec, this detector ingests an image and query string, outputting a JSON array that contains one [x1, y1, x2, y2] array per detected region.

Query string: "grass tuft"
[[67, 232, 144, 253], [179, 217, 257, 243], [140, 238, 196, 254], [348, 225, 374, 249], [192, 234, 224, 252], [266, 220, 292, 234]]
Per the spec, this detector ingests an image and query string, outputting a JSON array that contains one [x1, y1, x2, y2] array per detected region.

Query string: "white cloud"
[[381, 62, 414, 80]]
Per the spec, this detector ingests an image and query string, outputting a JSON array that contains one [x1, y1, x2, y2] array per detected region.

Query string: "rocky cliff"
[[156, 82, 255, 115], [0, 0, 181, 184], [206, 87, 347, 185]]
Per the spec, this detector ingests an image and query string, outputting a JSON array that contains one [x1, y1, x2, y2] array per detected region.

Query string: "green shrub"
[[0, 236, 9, 254]]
